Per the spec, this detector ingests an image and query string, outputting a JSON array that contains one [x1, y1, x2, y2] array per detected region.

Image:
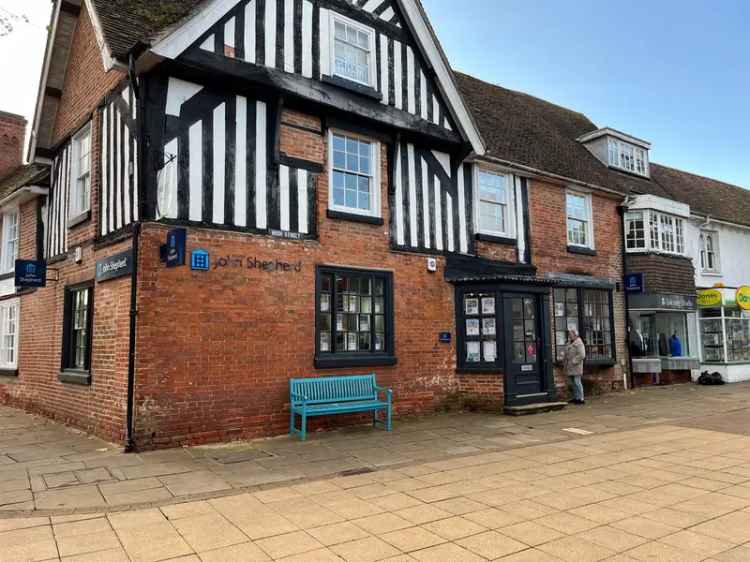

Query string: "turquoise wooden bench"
[[289, 374, 393, 441]]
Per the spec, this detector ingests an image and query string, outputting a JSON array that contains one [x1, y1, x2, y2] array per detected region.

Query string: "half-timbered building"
[[3, 0, 639, 448]]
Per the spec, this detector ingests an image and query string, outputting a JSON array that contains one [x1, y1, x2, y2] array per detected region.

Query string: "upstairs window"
[[1, 211, 19, 273], [626, 210, 685, 255], [625, 211, 646, 250], [700, 231, 720, 273], [69, 124, 92, 219], [608, 138, 649, 177], [566, 190, 594, 248], [329, 132, 380, 217], [331, 15, 374, 87], [475, 169, 514, 238]]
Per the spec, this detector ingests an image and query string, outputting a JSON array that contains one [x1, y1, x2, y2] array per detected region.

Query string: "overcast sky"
[[1, 0, 748, 188]]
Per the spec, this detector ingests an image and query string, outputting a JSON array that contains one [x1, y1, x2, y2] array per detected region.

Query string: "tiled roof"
[[0, 164, 50, 201], [91, 0, 205, 60]]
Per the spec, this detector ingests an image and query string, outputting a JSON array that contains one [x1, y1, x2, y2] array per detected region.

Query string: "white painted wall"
[[684, 219, 750, 290]]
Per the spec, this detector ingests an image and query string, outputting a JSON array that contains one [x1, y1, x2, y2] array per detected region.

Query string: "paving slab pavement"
[[2, 382, 750, 516]]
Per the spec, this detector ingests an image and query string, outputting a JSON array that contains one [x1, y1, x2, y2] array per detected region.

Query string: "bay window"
[[315, 266, 395, 368], [624, 210, 685, 255]]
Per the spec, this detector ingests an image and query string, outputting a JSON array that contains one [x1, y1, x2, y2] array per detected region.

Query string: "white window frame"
[[626, 209, 686, 256], [329, 13, 376, 88], [69, 123, 92, 218], [328, 130, 381, 218], [565, 189, 595, 249], [473, 167, 515, 239], [0, 298, 19, 370], [624, 210, 646, 251], [608, 137, 649, 177], [1, 209, 19, 274], [700, 230, 721, 274]]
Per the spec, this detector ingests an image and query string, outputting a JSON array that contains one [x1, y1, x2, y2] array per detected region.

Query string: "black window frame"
[[61, 281, 94, 384], [455, 285, 504, 373], [553, 286, 616, 365], [314, 265, 396, 369]]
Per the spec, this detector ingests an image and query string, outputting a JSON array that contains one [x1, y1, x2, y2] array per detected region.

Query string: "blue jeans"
[[568, 376, 584, 402]]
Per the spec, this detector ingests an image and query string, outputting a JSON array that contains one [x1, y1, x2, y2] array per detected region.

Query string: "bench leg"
[[300, 412, 307, 441], [386, 405, 392, 432]]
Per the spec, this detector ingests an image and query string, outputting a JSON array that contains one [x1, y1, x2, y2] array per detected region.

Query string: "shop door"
[[503, 294, 544, 404]]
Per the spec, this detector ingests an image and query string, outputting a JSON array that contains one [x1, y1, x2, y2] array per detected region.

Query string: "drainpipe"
[[618, 202, 635, 390], [124, 222, 140, 453]]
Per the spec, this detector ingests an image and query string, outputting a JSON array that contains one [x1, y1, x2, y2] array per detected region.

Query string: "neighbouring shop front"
[[627, 291, 700, 385], [697, 286, 750, 382]]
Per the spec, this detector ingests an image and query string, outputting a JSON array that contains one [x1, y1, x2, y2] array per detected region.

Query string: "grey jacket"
[[563, 337, 586, 377]]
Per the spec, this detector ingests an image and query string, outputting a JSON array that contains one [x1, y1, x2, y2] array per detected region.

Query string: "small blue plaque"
[[191, 249, 210, 271]]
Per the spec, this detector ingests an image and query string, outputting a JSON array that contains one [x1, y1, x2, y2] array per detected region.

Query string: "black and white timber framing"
[[100, 82, 139, 237], [191, 0, 455, 131], [153, 76, 316, 238], [45, 141, 71, 258]]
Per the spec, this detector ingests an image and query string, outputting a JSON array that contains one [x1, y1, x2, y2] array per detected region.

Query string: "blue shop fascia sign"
[[15, 260, 47, 288], [624, 273, 645, 294]]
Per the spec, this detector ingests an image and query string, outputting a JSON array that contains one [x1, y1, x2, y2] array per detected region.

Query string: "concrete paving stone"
[[609, 516, 682, 540], [99, 477, 164, 497], [34, 485, 105, 510], [104, 486, 174, 506], [61, 547, 130, 562], [171, 512, 248, 552], [626, 540, 705, 562], [198, 542, 270, 562], [307, 521, 371, 546], [232, 512, 299, 540], [368, 492, 423, 512], [159, 470, 232, 497], [0, 524, 54, 548], [430, 497, 486, 516], [463, 507, 527, 529], [115, 520, 194, 562], [278, 548, 347, 562], [457, 530, 528, 559], [53, 516, 111, 537], [494, 549, 565, 562], [0, 515, 49, 532], [43, 471, 78, 488], [326, 497, 385, 520], [409, 542, 486, 562], [352, 513, 413, 535], [638, 506, 712, 528], [117, 462, 196, 480], [74, 467, 113, 484], [161, 500, 215, 520], [0, 538, 59, 562], [0, 488, 33, 506], [107, 508, 167, 531], [330, 536, 401, 562], [394, 504, 452, 525], [51, 513, 104, 525], [498, 521, 565, 547], [56, 528, 122, 557], [659, 529, 735, 557], [422, 516, 486, 541], [577, 525, 648, 552], [380, 526, 445, 552], [253, 486, 303, 504], [0, 477, 30, 493], [275, 503, 345, 529], [711, 546, 750, 562], [535, 535, 616, 562], [535, 511, 600, 535], [691, 510, 750, 544], [255, 530, 324, 559]]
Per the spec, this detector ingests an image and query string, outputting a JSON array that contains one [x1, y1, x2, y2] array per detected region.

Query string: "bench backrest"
[[290, 374, 377, 405]]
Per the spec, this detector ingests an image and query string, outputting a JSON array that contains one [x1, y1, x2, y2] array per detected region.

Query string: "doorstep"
[[503, 401, 568, 416]]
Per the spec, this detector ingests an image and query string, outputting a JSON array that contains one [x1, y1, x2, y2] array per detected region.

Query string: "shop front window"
[[553, 288, 614, 362], [700, 308, 724, 362], [315, 266, 395, 368], [725, 309, 750, 362], [629, 311, 689, 358]]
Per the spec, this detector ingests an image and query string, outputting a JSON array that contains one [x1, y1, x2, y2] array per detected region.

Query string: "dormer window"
[[579, 128, 650, 178], [608, 138, 648, 176]]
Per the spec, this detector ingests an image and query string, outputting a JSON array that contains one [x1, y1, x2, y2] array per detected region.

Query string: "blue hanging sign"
[[165, 228, 186, 268], [15, 260, 47, 288], [191, 249, 210, 271], [624, 273, 645, 294]]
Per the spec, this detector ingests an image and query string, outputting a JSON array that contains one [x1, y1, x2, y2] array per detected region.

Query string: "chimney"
[[0, 110, 27, 181]]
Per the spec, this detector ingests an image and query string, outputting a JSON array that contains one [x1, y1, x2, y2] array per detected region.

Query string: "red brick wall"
[[51, 3, 125, 145], [0, 111, 26, 181], [0, 4, 132, 443], [527, 179, 628, 396], [133, 114, 462, 447]]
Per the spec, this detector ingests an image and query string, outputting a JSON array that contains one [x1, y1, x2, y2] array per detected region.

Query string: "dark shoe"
[[576, 400, 586, 405], [568, 399, 577, 404]]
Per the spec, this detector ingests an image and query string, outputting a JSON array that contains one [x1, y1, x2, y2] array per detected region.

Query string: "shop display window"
[[629, 311, 689, 358], [699, 307, 750, 363]]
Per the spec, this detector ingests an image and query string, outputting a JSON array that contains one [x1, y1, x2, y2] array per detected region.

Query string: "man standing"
[[564, 328, 586, 405]]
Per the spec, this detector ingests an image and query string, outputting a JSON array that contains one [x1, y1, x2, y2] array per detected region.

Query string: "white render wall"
[[684, 219, 750, 290]]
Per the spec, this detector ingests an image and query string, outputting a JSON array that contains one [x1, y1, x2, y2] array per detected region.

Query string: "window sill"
[[456, 367, 503, 375], [68, 210, 91, 229], [321, 75, 382, 101], [701, 271, 723, 277], [0, 271, 15, 281], [59, 370, 91, 386], [314, 354, 397, 369], [327, 209, 384, 226], [475, 233, 516, 246], [567, 245, 597, 256], [0, 368, 18, 377]]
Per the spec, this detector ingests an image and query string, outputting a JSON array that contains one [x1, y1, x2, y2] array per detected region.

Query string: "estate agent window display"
[[700, 300, 750, 363], [552, 287, 615, 364]]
